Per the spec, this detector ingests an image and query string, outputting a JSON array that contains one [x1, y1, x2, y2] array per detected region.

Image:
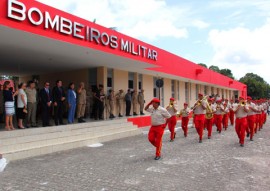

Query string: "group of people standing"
[[0, 80, 146, 130], [145, 93, 269, 160], [0, 80, 89, 130], [87, 85, 146, 120]]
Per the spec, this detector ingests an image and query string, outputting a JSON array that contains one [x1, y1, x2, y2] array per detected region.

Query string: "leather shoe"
[[154, 156, 161, 160], [169, 139, 174, 142], [199, 140, 202, 143], [240, 144, 244, 147], [246, 133, 250, 137]]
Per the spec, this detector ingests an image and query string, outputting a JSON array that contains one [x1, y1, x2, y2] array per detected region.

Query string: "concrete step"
[[0, 118, 130, 139], [1, 119, 141, 161], [1, 124, 137, 152], [0, 122, 135, 145]]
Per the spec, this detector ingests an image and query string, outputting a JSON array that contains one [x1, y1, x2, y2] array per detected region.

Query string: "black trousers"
[[42, 105, 50, 126], [93, 101, 104, 119], [54, 102, 63, 125], [126, 101, 131, 116]]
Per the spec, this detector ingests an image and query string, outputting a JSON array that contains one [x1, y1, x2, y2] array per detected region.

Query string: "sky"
[[37, 0, 270, 83]]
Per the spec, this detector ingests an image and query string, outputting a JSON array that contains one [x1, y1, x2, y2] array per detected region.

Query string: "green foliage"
[[198, 63, 207, 68], [239, 73, 270, 99], [219, 69, 234, 79], [209, 65, 220, 72]]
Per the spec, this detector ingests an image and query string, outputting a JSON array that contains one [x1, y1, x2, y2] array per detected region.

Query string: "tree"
[[198, 63, 207, 68], [209, 65, 220, 72], [219, 69, 234, 79], [239, 73, 270, 99]]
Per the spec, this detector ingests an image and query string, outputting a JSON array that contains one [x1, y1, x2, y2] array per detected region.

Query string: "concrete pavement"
[[0, 120, 269, 191]]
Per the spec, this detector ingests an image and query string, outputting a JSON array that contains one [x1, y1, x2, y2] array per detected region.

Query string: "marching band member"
[[246, 96, 258, 141], [193, 93, 207, 143], [205, 98, 215, 139], [258, 100, 264, 131], [254, 100, 261, 133], [222, 100, 230, 130], [178, 103, 191, 137], [262, 99, 267, 124], [214, 99, 224, 133], [145, 98, 171, 160], [233, 96, 249, 147], [229, 99, 235, 126], [166, 98, 178, 142]]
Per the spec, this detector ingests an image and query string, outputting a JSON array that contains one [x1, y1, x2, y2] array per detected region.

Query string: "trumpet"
[[240, 100, 246, 106], [168, 101, 176, 108]]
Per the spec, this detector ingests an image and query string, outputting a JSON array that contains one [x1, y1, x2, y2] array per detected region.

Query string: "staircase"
[[0, 119, 141, 161]]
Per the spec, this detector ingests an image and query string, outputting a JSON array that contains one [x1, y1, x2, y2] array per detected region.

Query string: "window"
[[171, 80, 175, 98], [107, 68, 113, 94], [177, 81, 180, 100], [128, 72, 134, 89], [196, 84, 199, 100], [185, 82, 189, 103], [138, 74, 142, 90], [204, 85, 207, 96]]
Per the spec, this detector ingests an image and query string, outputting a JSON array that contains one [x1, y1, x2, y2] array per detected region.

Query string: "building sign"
[[6, 0, 158, 61]]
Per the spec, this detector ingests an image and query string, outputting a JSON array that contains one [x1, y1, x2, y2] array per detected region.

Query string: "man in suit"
[[52, 80, 66, 125], [125, 89, 132, 116], [39, 82, 52, 127], [138, 89, 145, 115]]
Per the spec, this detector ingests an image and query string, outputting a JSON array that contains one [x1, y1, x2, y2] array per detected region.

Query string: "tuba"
[[205, 100, 213, 119]]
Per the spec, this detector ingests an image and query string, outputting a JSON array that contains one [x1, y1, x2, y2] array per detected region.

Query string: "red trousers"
[[259, 114, 263, 129], [205, 117, 214, 137], [167, 116, 177, 140], [148, 124, 165, 157], [235, 117, 247, 145], [262, 113, 266, 125], [229, 110, 234, 125], [194, 114, 205, 140], [222, 113, 229, 130], [215, 114, 223, 132], [255, 114, 261, 133], [181, 116, 189, 137], [247, 115, 255, 140], [264, 113, 267, 123]]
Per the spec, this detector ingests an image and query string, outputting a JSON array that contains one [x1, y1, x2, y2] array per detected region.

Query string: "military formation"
[[145, 94, 269, 160]]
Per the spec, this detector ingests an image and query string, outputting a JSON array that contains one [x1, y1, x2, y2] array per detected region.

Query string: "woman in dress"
[[67, 82, 76, 124], [3, 81, 18, 130], [17, 82, 27, 129]]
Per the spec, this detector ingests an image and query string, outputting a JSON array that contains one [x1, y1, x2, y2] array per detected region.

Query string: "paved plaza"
[[0, 120, 270, 191]]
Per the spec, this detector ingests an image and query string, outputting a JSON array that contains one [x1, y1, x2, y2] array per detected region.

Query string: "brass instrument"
[[192, 95, 208, 110], [168, 101, 176, 108], [240, 100, 246, 106], [205, 101, 213, 119]]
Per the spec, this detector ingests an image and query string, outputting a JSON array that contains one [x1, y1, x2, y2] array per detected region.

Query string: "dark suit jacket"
[[39, 88, 52, 106], [52, 86, 65, 103]]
